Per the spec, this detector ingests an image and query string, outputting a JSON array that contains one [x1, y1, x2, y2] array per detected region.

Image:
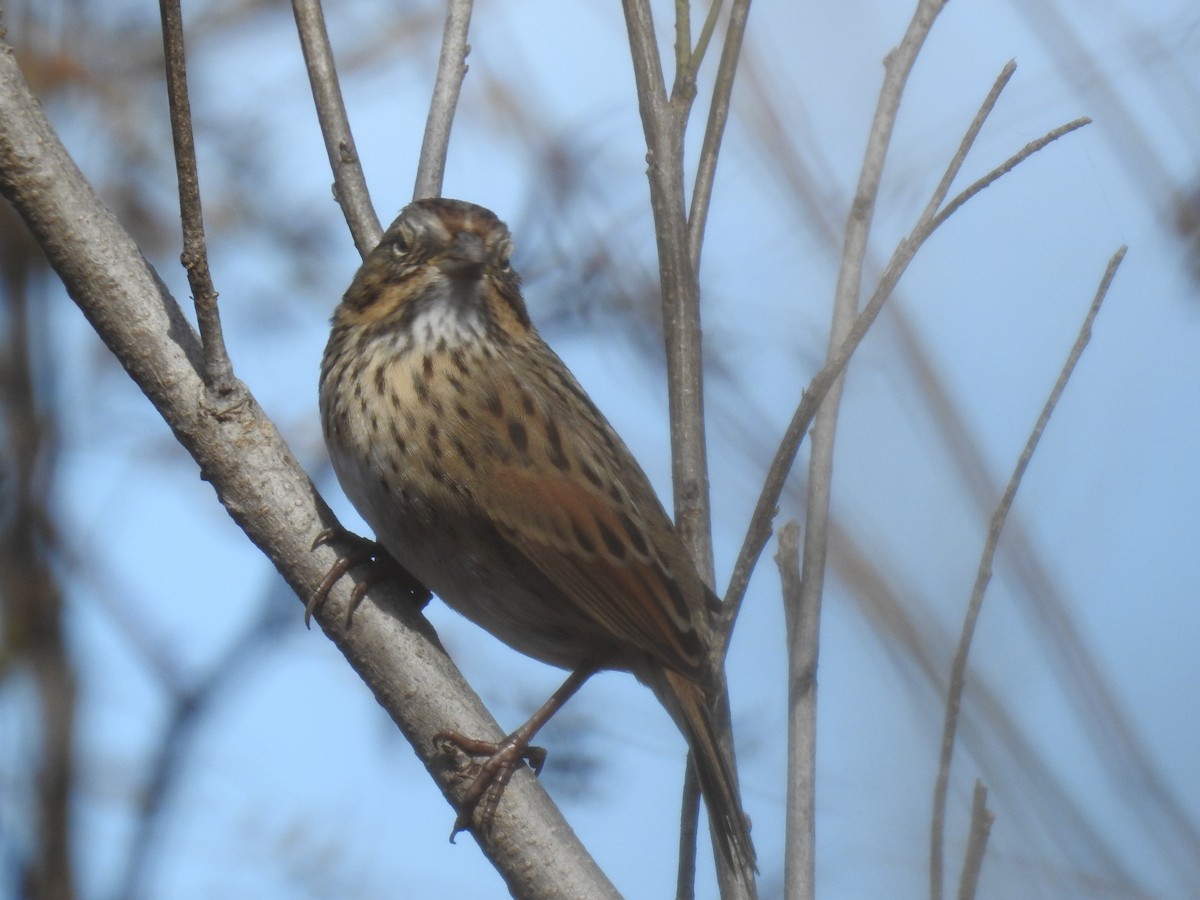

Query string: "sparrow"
[[317, 198, 755, 888]]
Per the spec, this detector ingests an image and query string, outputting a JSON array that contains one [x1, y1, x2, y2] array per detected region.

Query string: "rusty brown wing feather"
[[468, 350, 759, 879], [477, 459, 759, 884], [468, 347, 715, 680], [484, 467, 706, 673]]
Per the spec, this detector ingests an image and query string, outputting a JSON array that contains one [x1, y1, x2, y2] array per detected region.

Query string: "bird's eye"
[[390, 226, 415, 256]]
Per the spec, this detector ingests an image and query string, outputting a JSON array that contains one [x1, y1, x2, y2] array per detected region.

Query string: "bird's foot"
[[307, 527, 430, 628], [434, 729, 548, 840]]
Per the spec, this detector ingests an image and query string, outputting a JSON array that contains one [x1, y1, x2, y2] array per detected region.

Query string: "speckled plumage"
[[319, 198, 755, 884]]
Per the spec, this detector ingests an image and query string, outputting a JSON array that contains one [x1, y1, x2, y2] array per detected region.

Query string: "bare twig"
[[690, 0, 727, 77], [918, 60, 1016, 226], [776, 520, 817, 900], [0, 38, 619, 900], [930, 117, 1091, 232], [688, 0, 752, 270], [291, 0, 382, 256], [413, 0, 474, 201], [737, 48, 1196, 883], [675, 762, 701, 900], [621, 0, 713, 578], [672, 0, 693, 95], [733, 64, 1185, 886], [159, 0, 233, 396], [957, 781, 994, 900], [721, 97, 1090, 647], [795, 3, 947, 807], [623, 6, 748, 895], [929, 247, 1126, 900], [825, 509, 1152, 894]]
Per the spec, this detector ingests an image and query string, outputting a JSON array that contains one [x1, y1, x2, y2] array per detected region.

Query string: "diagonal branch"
[[0, 35, 617, 900], [930, 246, 1126, 900], [957, 781, 995, 900], [687, 0, 752, 269], [721, 110, 1092, 641], [690, 0, 727, 77], [413, 0, 474, 201], [292, 0, 382, 255]]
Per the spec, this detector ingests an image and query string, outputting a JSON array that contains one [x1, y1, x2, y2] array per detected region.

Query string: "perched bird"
[[317, 197, 755, 888]]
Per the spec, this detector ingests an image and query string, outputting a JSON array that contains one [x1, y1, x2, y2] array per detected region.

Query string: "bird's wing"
[[460, 354, 714, 679], [476, 460, 710, 679]]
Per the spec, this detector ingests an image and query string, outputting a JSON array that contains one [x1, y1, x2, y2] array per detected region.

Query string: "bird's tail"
[[659, 667, 757, 895]]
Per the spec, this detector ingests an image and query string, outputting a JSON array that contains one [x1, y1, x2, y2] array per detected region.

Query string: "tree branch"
[[957, 780, 994, 900], [672, 0, 693, 99], [675, 762, 702, 900], [0, 36, 618, 900], [623, 6, 750, 895], [776, 519, 817, 900], [413, 0, 474, 201], [930, 246, 1125, 900], [794, 5, 947, 814], [690, 1, 727, 77], [622, 0, 714, 580], [687, 0, 751, 270], [721, 108, 1091, 641], [159, 0, 233, 396], [291, 0, 382, 255]]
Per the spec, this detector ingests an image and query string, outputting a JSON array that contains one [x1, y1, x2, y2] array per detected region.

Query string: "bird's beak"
[[437, 232, 487, 280]]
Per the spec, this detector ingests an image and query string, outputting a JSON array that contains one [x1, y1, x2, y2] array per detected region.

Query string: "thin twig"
[[731, 64, 1165, 876], [291, 0, 381, 256], [673, 0, 693, 96], [720, 111, 1093, 643], [159, 0, 233, 396], [624, 0, 672, 120], [623, 5, 739, 895], [781, 54, 951, 900], [787, 52, 1012, 686], [688, 0, 752, 270], [622, 0, 713, 577], [930, 246, 1125, 900], [918, 60, 1016, 227], [957, 780, 994, 900], [675, 761, 701, 900], [777, 520, 817, 900], [690, 0, 727, 77], [413, 0, 474, 201], [795, 3, 947, 798], [930, 116, 1092, 232]]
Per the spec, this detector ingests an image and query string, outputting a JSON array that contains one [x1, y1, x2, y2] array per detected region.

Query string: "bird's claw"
[[307, 527, 430, 628], [435, 729, 548, 839]]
